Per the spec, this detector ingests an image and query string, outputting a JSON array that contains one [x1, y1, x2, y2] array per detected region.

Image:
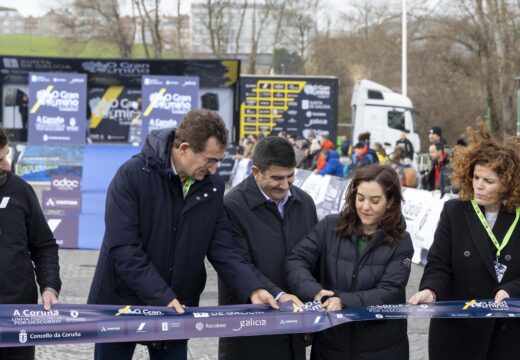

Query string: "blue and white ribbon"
[[1, 299, 518, 347]]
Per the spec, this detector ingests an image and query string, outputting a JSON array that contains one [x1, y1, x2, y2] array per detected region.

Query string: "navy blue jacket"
[[88, 129, 263, 307]]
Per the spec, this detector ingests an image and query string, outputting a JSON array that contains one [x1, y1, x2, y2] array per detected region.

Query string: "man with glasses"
[[0, 125, 61, 360], [88, 110, 277, 360]]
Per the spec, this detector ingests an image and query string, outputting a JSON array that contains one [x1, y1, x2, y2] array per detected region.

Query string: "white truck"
[[351, 79, 421, 153]]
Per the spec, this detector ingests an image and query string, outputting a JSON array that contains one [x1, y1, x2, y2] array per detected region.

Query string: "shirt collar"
[[257, 183, 292, 216]]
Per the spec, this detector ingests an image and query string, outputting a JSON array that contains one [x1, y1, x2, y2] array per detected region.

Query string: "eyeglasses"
[[201, 155, 223, 168]]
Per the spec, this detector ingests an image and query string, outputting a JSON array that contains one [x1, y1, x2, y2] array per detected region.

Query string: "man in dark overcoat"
[[218, 136, 318, 360], [88, 110, 277, 360]]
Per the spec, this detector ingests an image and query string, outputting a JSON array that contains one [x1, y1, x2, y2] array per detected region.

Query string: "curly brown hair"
[[336, 164, 405, 246], [450, 121, 520, 211]]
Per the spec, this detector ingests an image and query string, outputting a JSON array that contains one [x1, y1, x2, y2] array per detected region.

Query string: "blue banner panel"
[[141, 75, 199, 143], [0, 300, 519, 347], [28, 72, 87, 145], [15, 145, 84, 182]]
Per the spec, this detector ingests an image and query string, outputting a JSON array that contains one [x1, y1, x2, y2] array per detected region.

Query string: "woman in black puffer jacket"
[[285, 164, 413, 360]]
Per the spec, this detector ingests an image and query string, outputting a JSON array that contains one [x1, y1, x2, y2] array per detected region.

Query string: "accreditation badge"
[[494, 260, 507, 283]]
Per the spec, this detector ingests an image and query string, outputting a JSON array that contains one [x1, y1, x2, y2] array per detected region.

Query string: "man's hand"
[[279, 293, 305, 308], [322, 297, 342, 311], [494, 289, 510, 304], [408, 289, 435, 305], [167, 298, 186, 314], [41, 290, 59, 311], [250, 289, 279, 309], [314, 289, 334, 303]]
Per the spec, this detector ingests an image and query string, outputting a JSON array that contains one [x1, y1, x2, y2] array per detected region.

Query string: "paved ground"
[[33, 249, 429, 360]]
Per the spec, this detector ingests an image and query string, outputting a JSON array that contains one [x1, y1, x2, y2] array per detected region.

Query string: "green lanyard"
[[183, 177, 192, 198], [470, 197, 520, 258]]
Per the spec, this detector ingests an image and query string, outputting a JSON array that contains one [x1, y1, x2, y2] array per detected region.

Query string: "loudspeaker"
[[201, 92, 219, 111]]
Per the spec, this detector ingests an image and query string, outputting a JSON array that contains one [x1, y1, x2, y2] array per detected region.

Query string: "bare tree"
[[175, 0, 185, 57], [247, 0, 273, 73], [200, 0, 233, 57], [56, 0, 136, 58], [135, 0, 163, 58]]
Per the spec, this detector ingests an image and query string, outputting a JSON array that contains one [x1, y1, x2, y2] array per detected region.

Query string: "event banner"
[[88, 86, 141, 143], [28, 72, 87, 145], [141, 75, 199, 143], [238, 76, 338, 140], [15, 145, 84, 182], [42, 175, 82, 248], [1, 299, 519, 347]]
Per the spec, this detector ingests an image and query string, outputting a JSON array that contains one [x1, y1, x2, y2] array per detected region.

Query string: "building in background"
[[191, 1, 316, 72], [0, 6, 24, 34]]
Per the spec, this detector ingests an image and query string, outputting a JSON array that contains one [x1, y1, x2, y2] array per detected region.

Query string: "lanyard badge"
[[470, 198, 520, 282]]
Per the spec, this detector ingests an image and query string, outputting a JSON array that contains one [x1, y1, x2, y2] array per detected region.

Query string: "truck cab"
[[351, 79, 420, 154]]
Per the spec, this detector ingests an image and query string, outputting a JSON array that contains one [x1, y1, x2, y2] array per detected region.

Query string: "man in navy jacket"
[[88, 110, 276, 360]]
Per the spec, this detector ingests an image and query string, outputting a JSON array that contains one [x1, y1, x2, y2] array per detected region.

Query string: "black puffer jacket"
[[285, 214, 413, 360]]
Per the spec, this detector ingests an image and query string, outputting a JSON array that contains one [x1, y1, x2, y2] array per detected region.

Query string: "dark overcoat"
[[285, 214, 413, 360], [88, 129, 262, 308], [218, 174, 318, 360], [420, 199, 520, 360]]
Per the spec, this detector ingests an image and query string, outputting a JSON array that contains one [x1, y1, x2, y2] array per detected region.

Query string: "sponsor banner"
[[88, 86, 141, 143], [15, 145, 84, 182], [401, 188, 457, 264], [42, 191, 81, 214], [28, 72, 87, 145], [141, 75, 199, 143], [0, 57, 238, 88], [239, 76, 338, 140], [50, 175, 81, 194], [0, 299, 519, 347], [43, 215, 79, 249]]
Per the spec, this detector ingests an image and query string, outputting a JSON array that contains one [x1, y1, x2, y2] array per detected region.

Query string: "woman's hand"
[[322, 297, 343, 311], [494, 289, 510, 304], [314, 289, 335, 303], [408, 289, 435, 305]]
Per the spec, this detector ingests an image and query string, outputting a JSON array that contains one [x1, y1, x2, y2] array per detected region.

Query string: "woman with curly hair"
[[410, 122, 520, 360], [285, 164, 414, 359]]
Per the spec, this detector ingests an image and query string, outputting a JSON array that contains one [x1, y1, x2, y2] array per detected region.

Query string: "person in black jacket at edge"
[[88, 110, 277, 360], [410, 122, 520, 360], [0, 125, 61, 360], [285, 164, 414, 360], [218, 136, 318, 360]]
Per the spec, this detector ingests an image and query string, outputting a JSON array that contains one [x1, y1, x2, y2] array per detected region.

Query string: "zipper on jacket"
[[349, 234, 383, 359]]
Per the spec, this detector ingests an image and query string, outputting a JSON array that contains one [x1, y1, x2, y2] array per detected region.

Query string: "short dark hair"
[[252, 136, 296, 172], [354, 142, 365, 149], [336, 164, 404, 246], [0, 124, 8, 149], [173, 109, 228, 152]]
